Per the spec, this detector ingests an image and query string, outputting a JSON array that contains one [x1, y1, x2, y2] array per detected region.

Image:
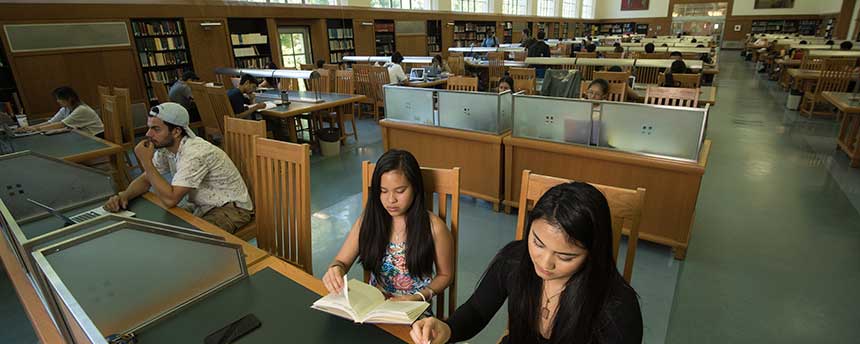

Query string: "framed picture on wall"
[[754, 0, 794, 9], [621, 0, 649, 11], [734, 25, 742, 32]]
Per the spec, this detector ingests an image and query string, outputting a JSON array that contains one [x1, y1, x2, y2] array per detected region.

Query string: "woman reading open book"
[[411, 182, 643, 344], [322, 150, 454, 306]]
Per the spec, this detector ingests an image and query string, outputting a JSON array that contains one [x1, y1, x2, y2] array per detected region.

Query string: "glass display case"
[[381, 85, 513, 135]]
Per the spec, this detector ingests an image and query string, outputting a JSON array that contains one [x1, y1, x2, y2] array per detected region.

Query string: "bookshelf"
[[750, 19, 820, 35], [130, 18, 193, 103], [561, 23, 569, 40], [375, 20, 396, 56], [636, 24, 649, 35], [452, 21, 495, 48], [228, 18, 272, 69], [327, 19, 355, 64], [427, 20, 442, 54], [503, 21, 513, 44]]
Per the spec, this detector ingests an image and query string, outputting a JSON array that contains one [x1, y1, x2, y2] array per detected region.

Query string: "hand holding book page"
[[312, 275, 429, 324]]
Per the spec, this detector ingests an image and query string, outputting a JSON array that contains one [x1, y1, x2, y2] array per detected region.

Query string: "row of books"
[[233, 46, 261, 57], [236, 57, 272, 69], [453, 32, 488, 40], [329, 51, 354, 64], [329, 39, 355, 51], [453, 23, 493, 33], [135, 37, 185, 52], [327, 28, 354, 39], [145, 69, 185, 85], [231, 33, 268, 45], [138, 51, 189, 68], [132, 20, 183, 37]]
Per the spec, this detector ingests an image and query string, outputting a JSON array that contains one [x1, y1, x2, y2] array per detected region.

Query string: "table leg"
[[287, 117, 298, 143]]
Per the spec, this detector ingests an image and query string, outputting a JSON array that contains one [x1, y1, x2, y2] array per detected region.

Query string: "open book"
[[311, 275, 429, 324]]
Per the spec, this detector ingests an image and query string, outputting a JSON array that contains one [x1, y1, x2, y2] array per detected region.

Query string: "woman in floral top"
[[322, 150, 454, 303]]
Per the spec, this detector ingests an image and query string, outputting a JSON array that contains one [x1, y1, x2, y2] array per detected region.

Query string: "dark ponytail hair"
[[358, 149, 434, 279], [508, 182, 633, 344], [52, 86, 82, 108]]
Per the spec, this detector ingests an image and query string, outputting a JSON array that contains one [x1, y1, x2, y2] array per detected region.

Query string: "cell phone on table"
[[204, 314, 261, 344]]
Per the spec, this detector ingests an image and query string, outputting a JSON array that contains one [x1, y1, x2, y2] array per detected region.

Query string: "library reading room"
[[0, 0, 859, 343]]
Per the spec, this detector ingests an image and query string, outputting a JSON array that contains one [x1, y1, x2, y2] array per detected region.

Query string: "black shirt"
[[227, 88, 249, 116], [528, 41, 551, 58], [445, 241, 643, 344]]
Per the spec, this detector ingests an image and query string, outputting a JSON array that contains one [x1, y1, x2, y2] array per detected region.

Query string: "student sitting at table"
[[227, 74, 266, 119], [826, 40, 835, 46], [670, 51, 683, 61], [322, 149, 454, 304], [17, 86, 103, 136], [644, 42, 655, 54], [168, 71, 201, 122], [482, 30, 499, 48], [385, 52, 409, 85], [662, 60, 690, 87], [840, 41, 853, 51], [104, 102, 254, 233], [259, 62, 279, 89], [528, 31, 551, 58], [521, 28, 537, 50], [411, 182, 643, 344], [584, 78, 609, 101], [498, 76, 514, 93], [427, 55, 450, 77]]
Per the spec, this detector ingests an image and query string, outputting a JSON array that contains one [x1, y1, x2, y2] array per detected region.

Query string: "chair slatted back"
[[361, 161, 461, 319], [511, 51, 527, 61], [509, 67, 536, 82], [514, 170, 644, 282], [602, 52, 624, 59], [488, 52, 506, 87], [813, 58, 856, 94], [188, 81, 222, 135], [369, 66, 390, 107], [205, 85, 235, 133], [353, 64, 375, 105], [278, 78, 300, 91], [644, 86, 700, 108], [112, 87, 135, 146], [638, 52, 669, 59], [594, 71, 631, 84], [151, 81, 170, 104], [514, 78, 536, 95], [224, 116, 266, 201], [99, 94, 123, 145], [634, 66, 662, 85], [335, 70, 355, 94], [608, 82, 626, 102], [446, 76, 478, 92], [253, 137, 312, 273], [800, 55, 825, 71], [658, 73, 702, 88], [448, 55, 465, 76], [308, 69, 332, 93], [575, 63, 597, 80], [576, 52, 598, 58]]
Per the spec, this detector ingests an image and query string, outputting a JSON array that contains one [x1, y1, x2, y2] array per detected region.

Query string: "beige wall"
[[731, 0, 842, 16], [597, 0, 670, 19]]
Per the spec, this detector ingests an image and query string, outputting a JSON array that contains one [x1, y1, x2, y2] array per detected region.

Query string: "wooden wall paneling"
[[267, 18, 282, 68], [836, 0, 853, 39], [353, 18, 376, 56], [312, 19, 329, 64], [442, 19, 454, 58], [395, 34, 426, 56], [184, 18, 233, 83]]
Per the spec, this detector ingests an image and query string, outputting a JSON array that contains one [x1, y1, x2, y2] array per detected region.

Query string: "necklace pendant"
[[541, 306, 549, 319]]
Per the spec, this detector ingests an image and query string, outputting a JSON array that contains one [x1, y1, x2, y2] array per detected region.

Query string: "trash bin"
[[786, 89, 802, 110], [318, 127, 341, 157]]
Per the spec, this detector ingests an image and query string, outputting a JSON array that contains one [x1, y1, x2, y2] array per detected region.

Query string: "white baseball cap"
[[148, 102, 196, 138]]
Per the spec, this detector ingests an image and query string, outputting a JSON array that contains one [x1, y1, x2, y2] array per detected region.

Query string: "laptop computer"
[[27, 198, 136, 226], [409, 68, 426, 81]]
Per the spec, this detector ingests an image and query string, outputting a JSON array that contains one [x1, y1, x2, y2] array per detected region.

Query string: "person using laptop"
[[17, 86, 103, 136], [104, 102, 254, 233], [385, 52, 409, 85], [427, 55, 450, 77]]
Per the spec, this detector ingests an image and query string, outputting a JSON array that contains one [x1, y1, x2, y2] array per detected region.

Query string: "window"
[[537, 0, 554, 16], [581, 0, 595, 19], [237, 0, 339, 5], [502, 0, 528, 15], [370, 0, 432, 9], [562, 0, 577, 18], [452, 0, 489, 12]]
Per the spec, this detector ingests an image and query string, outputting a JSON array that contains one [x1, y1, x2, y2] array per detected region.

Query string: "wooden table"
[[822, 91, 860, 167], [465, 58, 528, 68], [6, 129, 123, 162], [784, 69, 860, 91], [256, 90, 366, 142], [627, 84, 718, 106], [408, 78, 447, 88], [249, 257, 411, 342]]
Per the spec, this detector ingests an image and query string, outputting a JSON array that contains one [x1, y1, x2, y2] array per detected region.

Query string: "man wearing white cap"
[[104, 102, 254, 233]]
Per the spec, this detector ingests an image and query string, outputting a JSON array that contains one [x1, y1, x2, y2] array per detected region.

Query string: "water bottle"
[[280, 90, 289, 104]]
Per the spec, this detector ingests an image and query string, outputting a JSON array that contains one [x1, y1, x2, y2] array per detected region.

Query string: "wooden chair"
[[224, 116, 266, 240], [576, 52, 597, 58], [514, 170, 644, 282], [448, 55, 465, 76], [574, 63, 597, 80], [511, 50, 527, 61], [252, 137, 312, 273], [95, 94, 131, 189], [488, 52, 505, 90], [97, 85, 112, 98], [308, 69, 332, 93], [634, 66, 662, 85], [300, 64, 314, 71], [799, 55, 825, 71], [446, 76, 478, 92], [205, 85, 235, 134], [278, 78, 300, 91], [110, 87, 140, 176], [513, 78, 536, 94], [323, 63, 339, 92], [594, 71, 631, 84], [361, 161, 461, 319], [657, 73, 702, 88], [644, 86, 699, 108], [509, 67, 536, 82], [602, 52, 624, 59], [607, 82, 627, 102], [189, 81, 223, 140], [151, 81, 170, 104], [333, 70, 359, 143], [368, 66, 390, 121], [637, 52, 669, 59], [800, 58, 856, 118], [352, 64, 376, 120]]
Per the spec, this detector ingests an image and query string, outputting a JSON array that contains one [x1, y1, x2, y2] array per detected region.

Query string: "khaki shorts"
[[202, 204, 253, 233]]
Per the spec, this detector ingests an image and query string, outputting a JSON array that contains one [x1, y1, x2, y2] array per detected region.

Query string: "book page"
[[345, 278, 385, 320], [365, 300, 429, 324]]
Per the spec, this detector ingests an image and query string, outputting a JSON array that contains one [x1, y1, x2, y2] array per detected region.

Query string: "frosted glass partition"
[[598, 102, 707, 161], [512, 95, 593, 145], [808, 50, 860, 57], [499, 92, 513, 133], [0, 152, 114, 222], [383, 86, 435, 125], [437, 90, 511, 134], [5, 22, 130, 52], [33, 221, 245, 343]]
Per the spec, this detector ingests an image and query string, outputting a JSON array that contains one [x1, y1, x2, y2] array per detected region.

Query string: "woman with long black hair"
[[322, 149, 454, 303], [411, 182, 642, 344]]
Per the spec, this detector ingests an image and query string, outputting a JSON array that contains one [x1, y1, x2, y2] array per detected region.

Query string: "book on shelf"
[[231, 33, 268, 45], [311, 276, 429, 325], [138, 51, 188, 68], [136, 37, 185, 52], [145, 69, 185, 84], [233, 46, 260, 58], [329, 40, 355, 51], [132, 20, 183, 36], [236, 57, 272, 69], [328, 28, 354, 39]]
